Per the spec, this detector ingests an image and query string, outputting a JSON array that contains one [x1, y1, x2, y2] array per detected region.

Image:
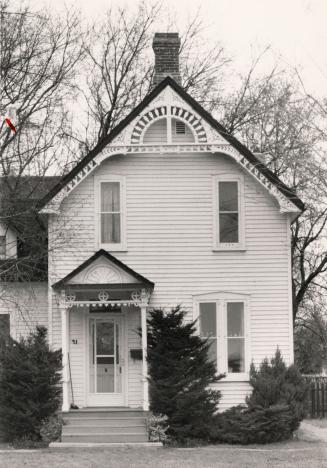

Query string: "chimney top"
[[152, 32, 181, 87]]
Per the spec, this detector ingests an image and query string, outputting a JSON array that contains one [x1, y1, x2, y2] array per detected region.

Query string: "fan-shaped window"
[[143, 119, 167, 144], [142, 117, 195, 144]]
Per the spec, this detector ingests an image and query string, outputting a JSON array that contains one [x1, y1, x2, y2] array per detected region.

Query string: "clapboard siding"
[[49, 150, 292, 408], [127, 307, 143, 407], [69, 309, 85, 406]]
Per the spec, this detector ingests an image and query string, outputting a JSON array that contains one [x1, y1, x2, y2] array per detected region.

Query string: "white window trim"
[[94, 174, 127, 252], [193, 291, 251, 382], [212, 174, 245, 251]]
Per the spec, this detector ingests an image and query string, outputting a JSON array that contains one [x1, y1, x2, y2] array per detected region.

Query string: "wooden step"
[[63, 425, 146, 435], [62, 433, 148, 443], [64, 417, 146, 427], [64, 410, 147, 418]]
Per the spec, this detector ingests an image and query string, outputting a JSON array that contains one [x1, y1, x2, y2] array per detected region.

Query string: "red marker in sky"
[[5, 118, 16, 133]]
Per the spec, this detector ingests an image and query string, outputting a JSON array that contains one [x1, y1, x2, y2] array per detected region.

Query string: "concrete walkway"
[[297, 421, 327, 442]]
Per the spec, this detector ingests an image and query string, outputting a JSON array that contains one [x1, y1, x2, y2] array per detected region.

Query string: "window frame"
[[212, 174, 245, 251], [95, 175, 127, 251], [194, 292, 250, 381], [0, 235, 6, 259], [0, 312, 14, 344]]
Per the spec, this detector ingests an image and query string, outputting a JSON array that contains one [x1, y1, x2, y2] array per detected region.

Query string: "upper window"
[[213, 175, 245, 250], [0, 236, 6, 258], [96, 176, 126, 251], [196, 294, 249, 379]]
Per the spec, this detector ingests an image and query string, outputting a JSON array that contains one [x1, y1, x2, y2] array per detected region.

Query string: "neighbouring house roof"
[[37, 76, 305, 213], [52, 249, 155, 289], [0, 176, 61, 281]]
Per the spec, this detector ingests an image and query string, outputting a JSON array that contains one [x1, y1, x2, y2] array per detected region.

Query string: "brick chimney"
[[152, 33, 181, 87]]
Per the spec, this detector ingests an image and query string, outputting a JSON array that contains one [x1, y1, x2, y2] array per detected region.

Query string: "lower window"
[[198, 297, 248, 375], [0, 313, 10, 347]]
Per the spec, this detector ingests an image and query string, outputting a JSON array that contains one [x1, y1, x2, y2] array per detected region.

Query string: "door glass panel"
[[97, 356, 115, 393], [89, 319, 123, 394], [97, 322, 114, 355]]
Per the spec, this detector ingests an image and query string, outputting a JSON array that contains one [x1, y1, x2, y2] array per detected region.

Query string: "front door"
[[87, 316, 126, 406]]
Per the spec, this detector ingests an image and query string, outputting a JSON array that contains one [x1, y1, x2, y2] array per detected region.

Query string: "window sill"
[[212, 245, 246, 252], [219, 373, 249, 382], [99, 244, 127, 252]]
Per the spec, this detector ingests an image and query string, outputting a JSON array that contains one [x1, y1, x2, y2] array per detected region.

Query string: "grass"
[[0, 440, 327, 468]]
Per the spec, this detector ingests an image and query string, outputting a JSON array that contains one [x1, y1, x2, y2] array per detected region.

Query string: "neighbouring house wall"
[[0, 282, 48, 440], [49, 150, 292, 409], [0, 222, 17, 259], [0, 282, 48, 340]]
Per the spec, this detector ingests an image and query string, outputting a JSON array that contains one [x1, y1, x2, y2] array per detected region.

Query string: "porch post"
[[141, 304, 149, 411], [60, 290, 70, 412]]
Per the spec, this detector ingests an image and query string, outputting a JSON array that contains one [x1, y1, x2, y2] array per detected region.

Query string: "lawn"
[[0, 441, 326, 468]]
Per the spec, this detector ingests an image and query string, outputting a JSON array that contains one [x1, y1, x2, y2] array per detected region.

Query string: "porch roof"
[[52, 249, 155, 290]]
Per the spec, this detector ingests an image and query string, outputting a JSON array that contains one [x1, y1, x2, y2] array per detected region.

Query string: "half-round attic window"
[[142, 117, 195, 144], [143, 118, 167, 144]]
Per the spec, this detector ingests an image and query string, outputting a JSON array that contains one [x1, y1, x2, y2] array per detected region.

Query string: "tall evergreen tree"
[[0, 326, 62, 442], [147, 306, 223, 442]]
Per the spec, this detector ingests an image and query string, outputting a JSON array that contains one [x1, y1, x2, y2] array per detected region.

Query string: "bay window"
[[196, 294, 249, 379]]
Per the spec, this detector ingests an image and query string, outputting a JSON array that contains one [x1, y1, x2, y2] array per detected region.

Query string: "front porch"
[[52, 250, 154, 413]]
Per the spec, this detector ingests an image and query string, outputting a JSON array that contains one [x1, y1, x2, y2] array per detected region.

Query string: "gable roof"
[[52, 249, 155, 289], [37, 77, 304, 212]]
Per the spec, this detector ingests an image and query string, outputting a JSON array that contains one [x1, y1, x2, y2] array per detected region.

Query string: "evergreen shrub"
[[211, 349, 309, 444], [0, 326, 62, 444], [146, 306, 223, 443]]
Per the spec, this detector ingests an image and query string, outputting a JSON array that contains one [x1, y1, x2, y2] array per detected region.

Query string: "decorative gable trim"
[[130, 104, 208, 144], [38, 77, 304, 216], [52, 249, 155, 289]]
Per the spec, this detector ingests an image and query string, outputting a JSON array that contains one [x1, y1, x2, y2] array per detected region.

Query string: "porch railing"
[[303, 375, 327, 418]]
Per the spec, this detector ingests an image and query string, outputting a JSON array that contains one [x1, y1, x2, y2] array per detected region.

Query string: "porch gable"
[[52, 249, 154, 289]]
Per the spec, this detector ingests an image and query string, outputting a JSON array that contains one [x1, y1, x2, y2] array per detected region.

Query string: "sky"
[[32, 0, 327, 97]]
